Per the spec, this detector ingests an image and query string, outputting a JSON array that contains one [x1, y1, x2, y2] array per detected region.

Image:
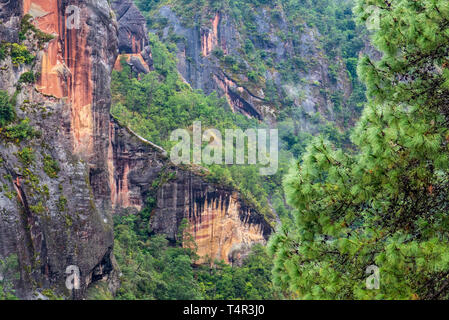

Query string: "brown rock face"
[[213, 72, 265, 120], [111, 0, 153, 73], [0, 0, 273, 299], [109, 120, 272, 265], [201, 12, 220, 57], [24, 0, 115, 159], [24, 0, 119, 212], [0, 0, 118, 299], [111, 0, 147, 54], [24, 0, 65, 99]]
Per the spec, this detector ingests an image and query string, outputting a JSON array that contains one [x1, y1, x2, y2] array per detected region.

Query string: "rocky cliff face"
[[153, 172, 271, 265], [109, 119, 272, 265], [108, 0, 273, 267], [0, 0, 272, 299], [0, 0, 119, 298], [151, 4, 354, 127]]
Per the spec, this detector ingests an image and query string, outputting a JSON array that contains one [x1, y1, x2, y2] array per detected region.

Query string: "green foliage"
[[270, 0, 449, 300], [0, 89, 38, 144], [0, 90, 15, 128], [0, 42, 8, 61], [57, 196, 67, 212], [1, 118, 37, 143], [114, 210, 201, 300], [197, 244, 278, 299], [30, 201, 45, 215], [43, 155, 60, 178], [19, 14, 55, 45], [40, 289, 63, 300], [9, 43, 34, 66], [86, 282, 114, 300]]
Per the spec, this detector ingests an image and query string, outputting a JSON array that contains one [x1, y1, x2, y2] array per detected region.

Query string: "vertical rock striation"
[[111, 0, 153, 74], [0, 0, 119, 299], [0, 0, 273, 299]]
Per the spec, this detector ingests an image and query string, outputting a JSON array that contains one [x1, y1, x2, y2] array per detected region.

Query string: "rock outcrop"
[[154, 178, 272, 265], [111, 0, 153, 74], [109, 119, 272, 265], [108, 1, 273, 266], [154, 7, 270, 120]]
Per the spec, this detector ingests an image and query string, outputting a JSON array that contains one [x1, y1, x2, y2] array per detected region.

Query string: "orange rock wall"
[[185, 193, 266, 264], [24, 0, 94, 156], [24, 0, 65, 98], [113, 53, 150, 73], [108, 122, 145, 211]]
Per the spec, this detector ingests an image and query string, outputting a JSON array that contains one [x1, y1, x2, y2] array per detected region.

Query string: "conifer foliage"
[[269, 0, 449, 299]]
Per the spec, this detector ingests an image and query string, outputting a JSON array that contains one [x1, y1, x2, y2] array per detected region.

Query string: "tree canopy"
[[269, 0, 449, 299]]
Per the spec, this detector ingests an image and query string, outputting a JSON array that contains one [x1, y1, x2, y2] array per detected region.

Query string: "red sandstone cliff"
[[0, 0, 119, 299], [111, 0, 152, 74]]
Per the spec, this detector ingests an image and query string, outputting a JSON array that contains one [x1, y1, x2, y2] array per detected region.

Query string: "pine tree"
[[269, 0, 449, 299]]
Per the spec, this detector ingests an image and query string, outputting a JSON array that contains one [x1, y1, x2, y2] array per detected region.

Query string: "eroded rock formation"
[[111, 0, 153, 74], [156, 181, 271, 265], [109, 119, 273, 265], [0, 0, 119, 299]]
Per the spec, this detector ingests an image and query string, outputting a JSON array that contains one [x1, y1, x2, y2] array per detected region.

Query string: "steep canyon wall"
[[0, 0, 272, 298]]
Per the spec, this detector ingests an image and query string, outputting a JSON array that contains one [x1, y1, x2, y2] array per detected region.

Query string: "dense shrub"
[[0, 91, 15, 128]]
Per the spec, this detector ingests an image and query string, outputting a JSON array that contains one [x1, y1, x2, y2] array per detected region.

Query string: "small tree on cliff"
[[269, 0, 449, 299], [0, 91, 15, 128]]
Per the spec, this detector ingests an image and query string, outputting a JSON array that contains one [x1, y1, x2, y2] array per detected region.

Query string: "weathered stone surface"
[[0, 0, 119, 299], [152, 5, 354, 128], [154, 175, 272, 265], [109, 119, 273, 265], [112, 0, 147, 54], [0, 0, 22, 43], [111, 0, 153, 73]]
